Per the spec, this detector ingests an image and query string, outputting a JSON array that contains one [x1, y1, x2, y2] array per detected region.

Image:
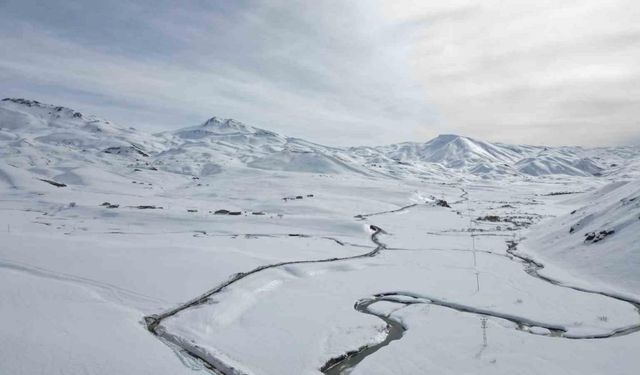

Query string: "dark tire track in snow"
[[354, 204, 419, 219], [144, 225, 389, 375]]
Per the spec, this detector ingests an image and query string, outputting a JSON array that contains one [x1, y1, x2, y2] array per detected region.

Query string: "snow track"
[[0, 258, 164, 305]]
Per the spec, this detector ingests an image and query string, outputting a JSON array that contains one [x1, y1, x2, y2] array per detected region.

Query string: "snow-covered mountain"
[[1, 97, 638, 181], [155, 115, 375, 176], [364, 134, 625, 178], [524, 180, 640, 299]]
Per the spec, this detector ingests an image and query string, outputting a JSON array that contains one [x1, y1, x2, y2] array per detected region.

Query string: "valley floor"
[[1, 167, 639, 374]]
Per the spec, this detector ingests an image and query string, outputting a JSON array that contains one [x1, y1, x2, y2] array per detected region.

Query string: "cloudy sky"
[[1, 0, 639, 146]]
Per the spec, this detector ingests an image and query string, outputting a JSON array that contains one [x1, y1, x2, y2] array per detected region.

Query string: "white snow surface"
[[1, 97, 640, 375], [522, 180, 640, 300]]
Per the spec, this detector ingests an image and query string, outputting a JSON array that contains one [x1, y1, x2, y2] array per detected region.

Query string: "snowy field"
[[1, 98, 639, 374]]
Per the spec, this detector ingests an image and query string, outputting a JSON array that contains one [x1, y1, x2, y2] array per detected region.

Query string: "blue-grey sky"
[[1, 0, 639, 146]]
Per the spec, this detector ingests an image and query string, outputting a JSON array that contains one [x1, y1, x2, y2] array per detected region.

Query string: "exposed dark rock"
[[284, 194, 314, 201], [543, 191, 580, 196], [570, 219, 585, 234], [478, 215, 501, 222], [214, 209, 230, 215], [435, 199, 450, 208], [103, 145, 149, 157], [584, 230, 615, 243], [136, 205, 162, 209], [477, 214, 535, 228], [39, 179, 66, 187], [187, 209, 198, 213], [3, 98, 42, 107]]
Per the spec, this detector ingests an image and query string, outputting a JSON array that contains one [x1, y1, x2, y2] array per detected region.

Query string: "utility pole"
[[482, 317, 488, 347], [475, 316, 488, 359], [467, 191, 480, 293]]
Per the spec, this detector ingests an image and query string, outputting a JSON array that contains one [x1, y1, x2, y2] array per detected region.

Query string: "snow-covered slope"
[[523, 180, 640, 299], [380, 134, 521, 167], [0, 98, 158, 154], [1, 97, 639, 180], [0, 98, 165, 188], [364, 134, 631, 178], [155, 116, 374, 176]]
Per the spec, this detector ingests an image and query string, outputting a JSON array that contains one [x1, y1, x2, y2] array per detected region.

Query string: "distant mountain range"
[[1, 97, 639, 182]]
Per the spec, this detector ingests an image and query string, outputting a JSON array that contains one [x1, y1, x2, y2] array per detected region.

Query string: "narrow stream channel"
[[321, 299, 406, 375]]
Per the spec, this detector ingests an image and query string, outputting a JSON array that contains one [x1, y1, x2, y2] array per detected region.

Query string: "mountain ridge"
[[2, 97, 639, 179]]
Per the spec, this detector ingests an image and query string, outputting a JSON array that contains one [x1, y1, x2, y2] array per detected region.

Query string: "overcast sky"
[[1, 0, 639, 146]]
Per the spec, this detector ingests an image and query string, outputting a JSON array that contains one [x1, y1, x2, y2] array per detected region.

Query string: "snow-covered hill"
[[1, 97, 639, 180], [364, 134, 631, 178], [155, 116, 374, 176], [523, 180, 640, 299]]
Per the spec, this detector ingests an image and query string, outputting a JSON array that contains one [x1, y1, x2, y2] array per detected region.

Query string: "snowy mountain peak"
[[173, 116, 256, 138], [2, 97, 85, 120], [200, 116, 252, 133], [425, 133, 501, 153], [2, 97, 638, 179], [170, 116, 285, 142], [429, 134, 466, 143], [3, 97, 45, 107], [381, 133, 521, 168]]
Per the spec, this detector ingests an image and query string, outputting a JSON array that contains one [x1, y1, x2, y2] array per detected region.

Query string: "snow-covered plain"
[[1, 98, 639, 374]]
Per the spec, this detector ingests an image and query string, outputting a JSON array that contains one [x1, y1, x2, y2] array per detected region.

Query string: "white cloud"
[[385, 0, 640, 145], [0, 1, 434, 145], [1, 0, 638, 146]]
